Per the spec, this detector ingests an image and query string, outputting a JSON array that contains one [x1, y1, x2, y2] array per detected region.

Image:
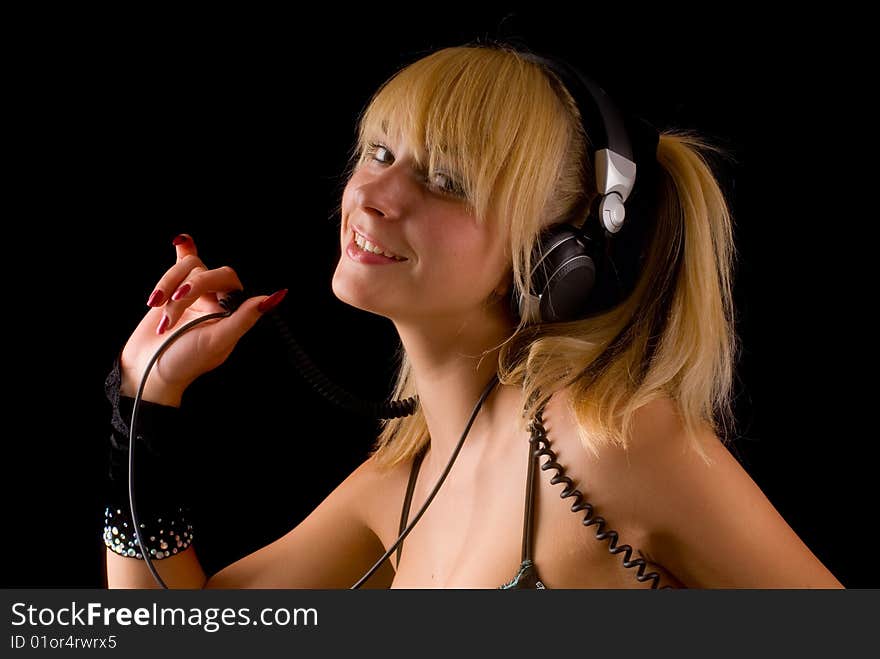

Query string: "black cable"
[[528, 407, 671, 589], [221, 289, 419, 419], [129, 309, 232, 589], [127, 295, 435, 589], [267, 312, 419, 419], [350, 372, 500, 589]]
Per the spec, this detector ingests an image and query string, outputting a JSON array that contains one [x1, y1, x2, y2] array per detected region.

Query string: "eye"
[[364, 141, 393, 165], [362, 141, 467, 199], [427, 170, 466, 198]]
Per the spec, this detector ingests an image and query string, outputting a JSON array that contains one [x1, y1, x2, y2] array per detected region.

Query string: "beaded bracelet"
[[103, 505, 193, 560], [103, 357, 195, 560]]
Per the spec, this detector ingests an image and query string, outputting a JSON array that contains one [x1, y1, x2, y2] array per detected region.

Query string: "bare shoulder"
[[345, 452, 417, 546], [205, 453, 411, 589], [307, 451, 413, 535], [541, 390, 842, 588], [620, 395, 843, 588]]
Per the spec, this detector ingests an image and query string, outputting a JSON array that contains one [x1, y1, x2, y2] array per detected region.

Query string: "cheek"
[[340, 181, 354, 221], [429, 229, 502, 285], [419, 221, 473, 263]]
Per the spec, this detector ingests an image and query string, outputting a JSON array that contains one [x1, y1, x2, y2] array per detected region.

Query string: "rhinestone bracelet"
[[103, 505, 193, 560]]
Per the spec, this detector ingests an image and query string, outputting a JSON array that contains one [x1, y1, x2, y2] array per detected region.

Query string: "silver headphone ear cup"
[[599, 192, 626, 234]]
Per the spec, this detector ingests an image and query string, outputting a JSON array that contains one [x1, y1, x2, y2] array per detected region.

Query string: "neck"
[[393, 310, 518, 473]]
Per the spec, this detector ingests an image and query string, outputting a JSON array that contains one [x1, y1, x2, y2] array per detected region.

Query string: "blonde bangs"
[[355, 46, 574, 234]]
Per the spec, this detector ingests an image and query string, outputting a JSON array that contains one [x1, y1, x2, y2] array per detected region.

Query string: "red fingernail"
[[171, 283, 191, 301], [156, 315, 170, 335], [172, 234, 189, 246], [147, 289, 165, 307], [257, 289, 288, 313]]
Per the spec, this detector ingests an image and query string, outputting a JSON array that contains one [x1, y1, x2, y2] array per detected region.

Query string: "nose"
[[350, 163, 421, 222]]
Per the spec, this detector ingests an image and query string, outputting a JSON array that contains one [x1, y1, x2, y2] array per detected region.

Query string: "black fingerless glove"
[[103, 357, 194, 560]]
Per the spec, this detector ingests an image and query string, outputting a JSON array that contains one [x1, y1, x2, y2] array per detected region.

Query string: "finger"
[[131, 304, 167, 338], [168, 266, 244, 305], [205, 290, 288, 349], [159, 267, 245, 333], [173, 233, 198, 263], [148, 254, 207, 309]]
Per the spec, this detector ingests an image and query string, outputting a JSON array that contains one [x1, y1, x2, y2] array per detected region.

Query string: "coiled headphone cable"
[[528, 407, 670, 589]]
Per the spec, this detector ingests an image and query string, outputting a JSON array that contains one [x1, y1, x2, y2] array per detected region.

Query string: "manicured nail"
[[147, 289, 165, 307], [257, 289, 288, 313], [172, 234, 189, 246], [156, 314, 170, 335], [171, 283, 191, 301]]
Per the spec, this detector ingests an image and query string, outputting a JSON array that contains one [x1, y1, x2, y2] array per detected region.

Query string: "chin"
[[331, 268, 383, 315]]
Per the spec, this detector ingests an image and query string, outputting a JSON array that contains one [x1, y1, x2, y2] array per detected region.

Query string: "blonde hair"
[[344, 44, 737, 469]]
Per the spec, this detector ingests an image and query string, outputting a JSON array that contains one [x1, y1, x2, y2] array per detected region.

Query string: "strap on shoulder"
[[521, 434, 539, 562], [396, 447, 426, 568]]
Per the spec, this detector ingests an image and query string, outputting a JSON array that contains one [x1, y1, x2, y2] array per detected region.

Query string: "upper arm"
[[631, 399, 843, 589], [205, 456, 394, 589]]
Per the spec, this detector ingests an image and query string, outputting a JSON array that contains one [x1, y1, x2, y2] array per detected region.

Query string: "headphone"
[[512, 52, 662, 324]]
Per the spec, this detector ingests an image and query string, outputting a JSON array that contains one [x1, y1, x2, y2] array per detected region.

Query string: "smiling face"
[[332, 131, 512, 325], [329, 46, 587, 332]]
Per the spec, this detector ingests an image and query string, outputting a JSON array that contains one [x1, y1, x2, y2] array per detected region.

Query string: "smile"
[[352, 230, 407, 261]]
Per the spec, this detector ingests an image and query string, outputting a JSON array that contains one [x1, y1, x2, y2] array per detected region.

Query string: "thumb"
[[212, 289, 288, 346]]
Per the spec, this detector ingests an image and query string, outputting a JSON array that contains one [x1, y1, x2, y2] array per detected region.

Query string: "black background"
[[5, 7, 873, 588]]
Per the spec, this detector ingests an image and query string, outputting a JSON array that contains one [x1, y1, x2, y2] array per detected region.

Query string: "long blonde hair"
[[344, 44, 737, 469]]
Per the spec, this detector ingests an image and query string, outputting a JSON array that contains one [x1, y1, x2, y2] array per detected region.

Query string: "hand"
[[119, 234, 286, 407]]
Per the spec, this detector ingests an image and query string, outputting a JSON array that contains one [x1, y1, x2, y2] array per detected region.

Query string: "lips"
[[346, 234, 406, 265], [352, 226, 407, 261]]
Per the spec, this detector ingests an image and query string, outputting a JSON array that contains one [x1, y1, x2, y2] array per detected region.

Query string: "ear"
[[492, 265, 515, 297], [483, 273, 517, 320]]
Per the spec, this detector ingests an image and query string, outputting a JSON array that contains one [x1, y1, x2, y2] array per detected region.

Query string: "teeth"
[[354, 232, 404, 260]]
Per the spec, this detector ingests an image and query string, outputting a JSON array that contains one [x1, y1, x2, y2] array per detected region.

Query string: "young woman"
[[104, 43, 843, 589]]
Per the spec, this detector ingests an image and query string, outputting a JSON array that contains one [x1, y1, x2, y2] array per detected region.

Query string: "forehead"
[[357, 59, 506, 166]]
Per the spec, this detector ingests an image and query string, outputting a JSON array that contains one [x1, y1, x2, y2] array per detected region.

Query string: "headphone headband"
[[521, 52, 660, 234], [522, 53, 633, 158], [514, 50, 663, 323]]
